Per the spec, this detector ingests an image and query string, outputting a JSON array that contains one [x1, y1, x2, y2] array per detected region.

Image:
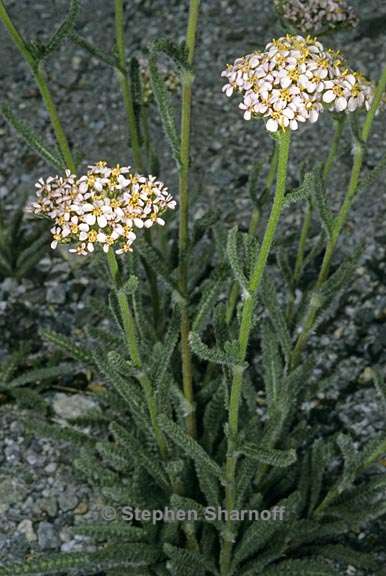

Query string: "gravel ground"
[[0, 0, 385, 568]]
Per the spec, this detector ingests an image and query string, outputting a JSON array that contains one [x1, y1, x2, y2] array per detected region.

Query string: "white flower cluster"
[[30, 162, 175, 256], [275, 0, 358, 34], [222, 35, 374, 133]]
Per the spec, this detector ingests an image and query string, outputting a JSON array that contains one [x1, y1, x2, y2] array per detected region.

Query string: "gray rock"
[[26, 450, 46, 467], [46, 284, 67, 305], [52, 393, 100, 420], [44, 462, 57, 474], [0, 477, 28, 513], [37, 522, 60, 550], [17, 519, 36, 542], [38, 496, 58, 517], [58, 491, 79, 513], [4, 443, 21, 464]]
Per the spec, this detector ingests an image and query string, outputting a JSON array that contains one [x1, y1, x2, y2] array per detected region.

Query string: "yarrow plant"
[[1, 0, 386, 575], [30, 163, 175, 255], [222, 34, 375, 132], [274, 0, 358, 35]]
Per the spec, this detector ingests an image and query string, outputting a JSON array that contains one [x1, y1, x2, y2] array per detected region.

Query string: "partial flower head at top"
[[138, 56, 179, 105], [274, 0, 358, 35], [30, 163, 176, 256], [222, 34, 375, 133]]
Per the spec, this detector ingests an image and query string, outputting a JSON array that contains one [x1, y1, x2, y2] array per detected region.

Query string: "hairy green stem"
[[295, 116, 345, 284], [106, 249, 167, 457], [293, 200, 313, 284], [0, 1, 76, 173], [220, 130, 291, 576], [287, 116, 346, 323], [239, 131, 291, 359], [322, 115, 346, 180], [115, 1, 162, 342], [115, 0, 143, 172], [34, 66, 76, 173], [225, 144, 279, 325], [0, 0, 35, 66], [178, 0, 201, 438], [291, 67, 386, 368]]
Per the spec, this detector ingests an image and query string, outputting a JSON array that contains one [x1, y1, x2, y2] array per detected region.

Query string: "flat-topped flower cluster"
[[30, 162, 175, 256], [275, 0, 358, 35], [222, 34, 374, 132]]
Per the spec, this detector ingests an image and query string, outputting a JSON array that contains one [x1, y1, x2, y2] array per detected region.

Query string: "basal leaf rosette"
[[30, 162, 175, 256], [274, 0, 358, 35], [221, 34, 375, 133]]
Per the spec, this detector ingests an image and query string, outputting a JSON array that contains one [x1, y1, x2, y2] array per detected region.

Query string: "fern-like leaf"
[[1, 105, 66, 171], [42, 0, 80, 58], [149, 47, 181, 165], [240, 443, 297, 467], [159, 415, 223, 479]]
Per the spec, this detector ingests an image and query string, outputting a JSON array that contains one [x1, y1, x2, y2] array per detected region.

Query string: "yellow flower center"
[[318, 58, 329, 70], [123, 226, 133, 237], [288, 69, 300, 82], [280, 88, 292, 102], [111, 165, 121, 179], [333, 85, 344, 97], [275, 54, 286, 66]]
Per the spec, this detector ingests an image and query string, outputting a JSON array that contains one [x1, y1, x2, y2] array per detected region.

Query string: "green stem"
[[115, 1, 163, 345], [239, 131, 291, 359], [291, 66, 386, 369], [361, 66, 386, 143], [106, 249, 167, 457], [225, 144, 279, 325], [141, 104, 151, 165], [0, 0, 35, 67], [220, 130, 291, 576], [115, 0, 143, 172], [34, 66, 76, 173], [322, 115, 346, 180], [178, 0, 201, 439], [0, 1, 76, 173], [291, 143, 363, 368], [287, 115, 346, 324], [294, 200, 313, 284], [292, 116, 346, 291]]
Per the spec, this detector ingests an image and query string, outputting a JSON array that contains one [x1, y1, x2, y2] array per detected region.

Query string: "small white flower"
[[266, 118, 279, 132]]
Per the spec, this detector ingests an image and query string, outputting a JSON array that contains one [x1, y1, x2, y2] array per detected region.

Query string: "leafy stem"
[[225, 143, 279, 326], [0, 0, 76, 172], [179, 0, 201, 439], [114, 0, 143, 172], [287, 115, 346, 323], [291, 66, 386, 368], [106, 249, 167, 458], [220, 129, 291, 576]]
